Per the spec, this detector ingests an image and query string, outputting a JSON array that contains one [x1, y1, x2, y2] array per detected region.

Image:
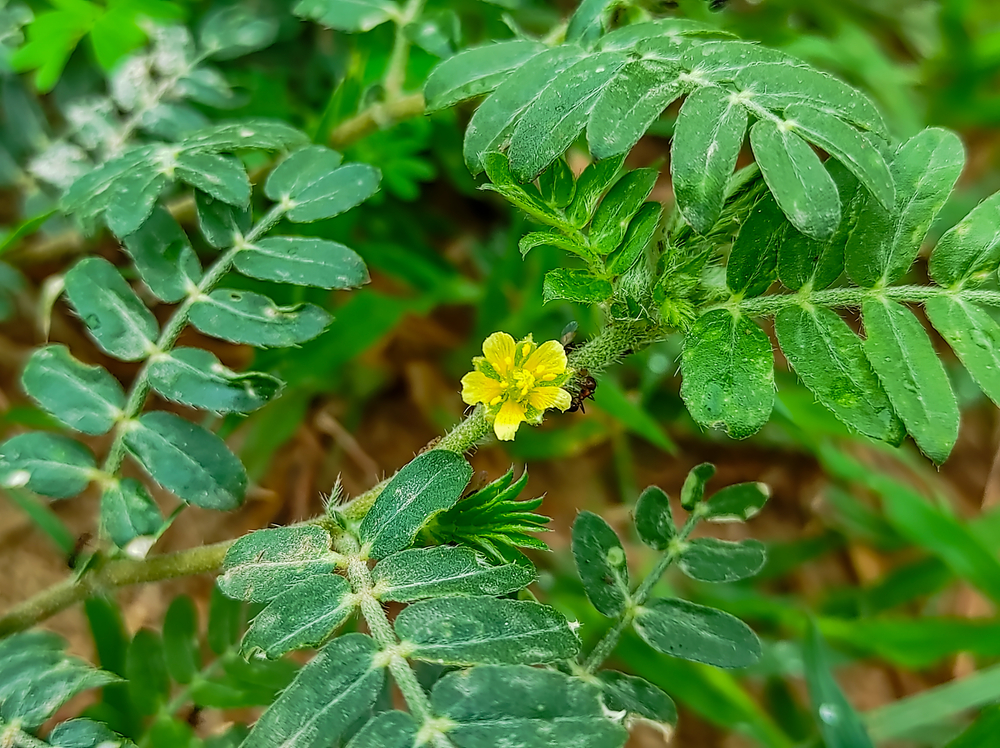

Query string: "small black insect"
[[568, 369, 597, 413], [67, 532, 93, 569]]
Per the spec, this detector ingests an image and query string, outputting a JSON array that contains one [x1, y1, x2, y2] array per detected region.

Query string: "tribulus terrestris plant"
[[0, 1, 997, 747]]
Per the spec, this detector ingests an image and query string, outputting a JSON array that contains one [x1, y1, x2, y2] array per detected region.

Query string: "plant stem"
[[728, 284, 1000, 317], [583, 515, 698, 673], [384, 0, 427, 99]]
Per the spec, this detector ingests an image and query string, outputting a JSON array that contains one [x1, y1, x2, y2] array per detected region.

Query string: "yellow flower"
[[461, 332, 574, 441]]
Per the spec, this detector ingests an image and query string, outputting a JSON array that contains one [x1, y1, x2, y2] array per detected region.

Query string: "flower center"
[[510, 369, 537, 401]]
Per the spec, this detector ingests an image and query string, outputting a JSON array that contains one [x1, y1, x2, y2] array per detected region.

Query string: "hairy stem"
[[583, 514, 698, 672], [384, 0, 427, 98], [727, 284, 1000, 317]]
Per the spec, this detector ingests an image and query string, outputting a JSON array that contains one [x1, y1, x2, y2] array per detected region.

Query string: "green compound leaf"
[[538, 159, 576, 209], [671, 86, 748, 235], [862, 298, 959, 463], [265, 146, 381, 223], [124, 411, 247, 510], [182, 118, 308, 151], [700, 481, 770, 522], [926, 297, 1000, 407], [424, 40, 545, 112], [372, 546, 533, 603], [785, 104, 893, 210], [0, 632, 118, 730], [242, 574, 354, 659], [735, 62, 887, 136], [195, 190, 251, 248], [176, 152, 250, 206], [677, 40, 801, 82], [48, 719, 132, 748], [519, 231, 592, 262], [568, 154, 625, 228], [542, 269, 613, 304], [359, 449, 472, 559], [803, 621, 876, 748], [508, 52, 628, 181], [199, 5, 279, 60], [121, 206, 202, 304], [63, 257, 158, 362], [777, 160, 857, 291], [929, 191, 1000, 288], [293, 0, 397, 32], [189, 289, 332, 347], [597, 671, 677, 727], [680, 462, 715, 511], [101, 478, 163, 549], [599, 18, 724, 51], [22, 344, 125, 435], [634, 485, 674, 550], [163, 596, 200, 686], [235, 236, 369, 289], [680, 309, 774, 439], [432, 664, 628, 748], [678, 538, 766, 583], [775, 305, 904, 443], [846, 128, 965, 288], [634, 598, 762, 669], [727, 193, 784, 298], [218, 526, 339, 603], [749, 118, 840, 241], [572, 511, 629, 617], [607, 202, 662, 276], [242, 634, 384, 748], [589, 168, 658, 255], [0, 432, 96, 498], [104, 171, 168, 239], [484, 153, 573, 230], [148, 347, 283, 414], [566, 0, 612, 43], [396, 596, 579, 665], [345, 711, 417, 748], [464, 46, 587, 173], [588, 58, 682, 160]]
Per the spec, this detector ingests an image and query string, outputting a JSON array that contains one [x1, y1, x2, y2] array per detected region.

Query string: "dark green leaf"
[[680, 463, 715, 510], [671, 87, 748, 235], [750, 119, 840, 240], [345, 711, 417, 748], [124, 411, 247, 510], [235, 236, 369, 289], [588, 58, 682, 160], [572, 511, 629, 617], [121, 206, 202, 303], [803, 621, 875, 748], [926, 297, 1000, 407], [101, 478, 163, 549], [218, 526, 339, 603], [372, 546, 532, 602], [567, 154, 626, 228], [635, 485, 674, 550], [566, 0, 612, 43], [634, 598, 761, 668], [359, 450, 472, 559], [48, 719, 131, 748], [292, 0, 396, 32], [846, 128, 964, 287], [862, 298, 959, 463], [183, 119, 307, 151], [163, 596, 200, 685], [63, 257, 158, 361], [727, 194, 784, 297], [432, 664, 628, 748], [945, 706, 1000, 748], [678, 538, 766, 582], [208, 586, 243, 654], [396, 596, 579, 665], [677, 41, 801, 82], [242, 574, 354, 658], [424, 40, 545, 112], [199, 5, 278, 59], [508, 52, 628, 181], [598, 671, 677, 726], [929, 191, 1000, 288], [265, 146, 380, 223], [700, 481, 770, 522], [606, 202, 661, 276], [148, 347, 283, 414], [177, 152, 250, 206], [542, 269, 613, 304], [22, 344, 125, 435], [0, 432, 96, 498], [189, 289, 332, 347], [537, 159, 576, 209], [126, 629, 169, 715], [680, 309, 774, 439], [195, 190, 251, 249], [589, 169, 658, 254], [242, 634, 384, 748], [775, 305, 903, 443]]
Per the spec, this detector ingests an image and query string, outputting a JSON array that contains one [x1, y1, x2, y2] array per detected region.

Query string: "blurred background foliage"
[[2, 0, 1000, 746]]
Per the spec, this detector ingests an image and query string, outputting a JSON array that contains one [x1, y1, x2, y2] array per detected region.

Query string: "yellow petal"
[[493, 399, 525, 441], [482, 332, 517, 377], [461, 371, 505, 406], [523, 339, 568, 378], [527, 386, 572, 412]]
